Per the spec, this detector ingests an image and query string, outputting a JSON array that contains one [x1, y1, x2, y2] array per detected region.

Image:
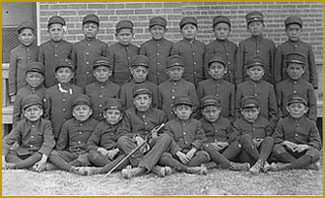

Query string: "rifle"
[[98, 123, 165, 183]]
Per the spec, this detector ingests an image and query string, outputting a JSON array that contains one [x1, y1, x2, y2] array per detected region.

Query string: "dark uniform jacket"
[[204, 39, 237, 84], [140, 38, 173, 85], [38, 40, 73, 87], [200, 116, 233, 143], [9, 43, 39, 96]]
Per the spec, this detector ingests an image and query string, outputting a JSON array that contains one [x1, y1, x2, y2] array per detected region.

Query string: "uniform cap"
[[286, 51, 305, 65], [149, 16, 167, 28], [246, 11, 264, 24], [287, 93, 307, 106], [104, 98, 124, 111], [166, 55, 185, 68], [17, 21, 35, 34], [55, 58, 75, 72], [179, 16, 198, 29], [240, 96, 259, 109], [130, 55, 149, 68], [285, 15, 303, 27], [48, 16, 66, 27], [212, 15, 231, 28], [92, 56, 112, 69], [83, 14, 100, 25], [174, 96, 193, 107], [208, 55, 226, 67], [132, 84, 152, 98], [22, 95, 43, 110], [26, 62, 45, 75], [201, 95, 221, 108], [72, 94, 91, 107], [116, 20, 134, 32], [247, 55, 264, 69]]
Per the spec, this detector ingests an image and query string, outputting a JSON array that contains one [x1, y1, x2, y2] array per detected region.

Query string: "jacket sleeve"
[[12, 92, 23, 124], [55, 122, 69, 150], [38, 120, 56, 156], [235, 42, 244, 85], [9, 50, 18, 96], [269, 41, 276, 84], [163, 123, 182, 155], [191, 122, 206, 150], [86, 124, 102, 151], [274, 45, 283, 84], [307, 121, 322, 150], [2, 123, 22, 156], [269, 84, 279, 129], [307, 85, 317, 121], [43, 90, 51, 120], [307, 44, 318, 89], [272, 119, 284, 144]]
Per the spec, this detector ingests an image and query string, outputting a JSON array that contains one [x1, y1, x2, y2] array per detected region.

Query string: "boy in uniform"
[[13, 62, 46, 124], [274, 15, 318, 89], [204, 16, 237, 84], [108, 20, 139, 85], [9, 21, 38, 103], [276, 52, 317, 121], [236, 56, 278, 128], [85, 56, 120, 121], [44, 59, 83, 139], [120, 55, 159, 109], [38, 16, 73, 88], [171, 16, 205, 86], [236, 11, 275, 85], [3, 95, 55, 171], [197, 55, 235, 121], [271, 93, 321, 171], [140, 16, 173, 85], [72, 14, 107, 89]]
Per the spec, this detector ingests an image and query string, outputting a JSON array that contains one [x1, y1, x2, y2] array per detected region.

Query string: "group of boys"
[[3, 10, 321, 179]]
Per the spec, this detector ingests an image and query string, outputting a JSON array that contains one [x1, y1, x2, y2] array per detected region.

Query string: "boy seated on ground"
[[2, 95, 55, 171], [270, 93, 321, 171]]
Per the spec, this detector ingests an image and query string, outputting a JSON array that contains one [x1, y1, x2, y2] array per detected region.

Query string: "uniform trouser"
[[49, 150, 91, 171], [272, 144, 320, 169], [117, 133, 172, 172], [239, 134, 274, 165], [6, 150, 42, 169], [158, 150, 210, 171]]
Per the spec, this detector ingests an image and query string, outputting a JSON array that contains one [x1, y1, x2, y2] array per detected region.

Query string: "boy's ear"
[[303, 106, 309, 114]]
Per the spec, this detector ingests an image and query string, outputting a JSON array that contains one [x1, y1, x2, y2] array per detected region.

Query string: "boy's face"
[[26, 72, 44, 88], [82, 22, 99, 39], [116, 28, 134, 46], [24, 105, 43, 122], [174, 104, 192, 121], [55, 67, 74, 84], [241, 107, 260, 123], [287, 63, 305, 80], [18, 28, 35, 46], [202, 106, 221, 123], [214, 22, 230, 41], [73, 104, 92, 122], [149, 25, 166, 40], [247, 65, 265, 81], [166, 66, 184, 81], [208, 62, 227, 80], [130, 66, 148, 83], [181, 23, 197, 41], [93, 66, 112, 83], [48, 23, 64, 42], [247, 21, 264, 36], [286, 24, 302, 42], [104, 109, 123, 125], [286, 102, 308, 119], [133, 94, 152, 112]]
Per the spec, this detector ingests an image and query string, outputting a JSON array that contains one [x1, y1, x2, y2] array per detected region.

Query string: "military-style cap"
[[55, 58, 75, 72], [130, 55, 149, 68], [284, 15, 303, 27], [287, 93, 307, 106], [22, 95, 43, 110], [179, 16, 198, 29], [83, 14, 100, 26], [174, 96, 193, 107], [149, 16, 167, 28], [208, 55, 226, 67], [26, 62, 45, 75], [132, 84, 152, 98], [247, 56, 264, 69], [212, 15, 231, 28], [72, 94, 91, 107], [116, 20, 134, 32], [240, 96, 259, 109], [17, 21, 35, 34], [286, 51, 305, 65], [48, 16, 66, 27], [104, 98, 124, 111], [92, 56, 112, 69], [166, 55, 185, 68], [246, 11, 264, 24], [201, 95, 221, 108]]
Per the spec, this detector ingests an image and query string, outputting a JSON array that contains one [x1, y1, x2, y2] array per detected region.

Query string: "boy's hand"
[[186, 148, 197, 160], [176, 151, 189, 164], [97, 147, 109, 156], [33, 154, 48, 172], [106, 148, 120, 160], [293, 144, 310, 153], [216, 142, 229, 150], [282, 141, 298, 151], [10, 95, 16, 103], [253, 138, 264, 147], [135, 136, 150, 153]]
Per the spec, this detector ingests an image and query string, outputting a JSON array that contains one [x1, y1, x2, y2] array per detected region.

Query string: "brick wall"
[[38, 2, 323, 62]]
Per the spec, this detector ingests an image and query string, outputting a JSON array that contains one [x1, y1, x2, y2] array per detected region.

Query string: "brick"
[[98, 10, 115, 16], [49, 4, 68, 10], [145, 3, 163, 8], [88, 4, 107, 9], [135, 9, 152, 15], [59, 11, 77, 16], [125, 3, 144, 9], [116, 10, 135, 15], [68, 4, 87, 9]]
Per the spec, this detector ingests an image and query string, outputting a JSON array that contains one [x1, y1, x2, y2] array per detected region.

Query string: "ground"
[[2, 162, 323, 196]]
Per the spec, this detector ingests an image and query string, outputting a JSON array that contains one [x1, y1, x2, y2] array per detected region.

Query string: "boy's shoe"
[[75, 167, 102, 176], [44, 162, 58, 171], [186, 164, 208, 175], [249, 159, 264, 174], [229, 162, 250, 171], [121, 166, 146, 179], [70, 166, 83, 175], [202, 162, 218, 169], [262, 161, 272, 172], [164, 166, 175, 176], [152, 165, 167, 177], [307, 161, 321, 171], [3, 162, 16, 170], [269, 162, 290, 172]]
